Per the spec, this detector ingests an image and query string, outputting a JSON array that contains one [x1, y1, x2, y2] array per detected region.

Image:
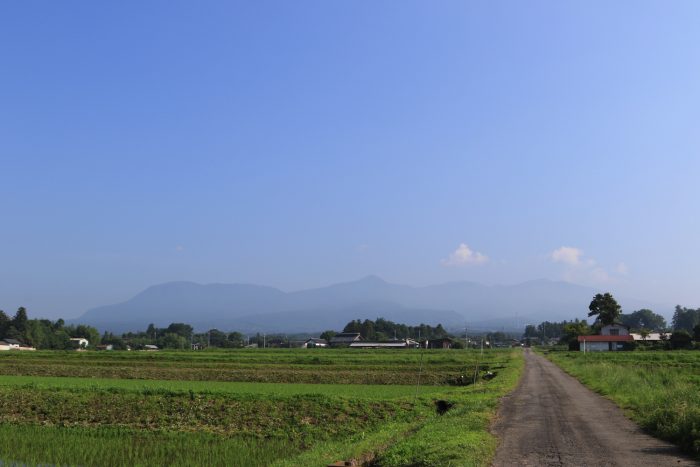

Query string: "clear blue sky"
[[2, 1, 699, 319]]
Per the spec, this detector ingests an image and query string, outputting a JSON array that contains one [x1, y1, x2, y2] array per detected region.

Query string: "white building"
[[578, 323, 633, 352], [69, 337, 89, 348]]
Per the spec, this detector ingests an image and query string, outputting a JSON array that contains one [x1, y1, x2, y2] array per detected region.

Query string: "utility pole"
[[263, 333, 266, 349]]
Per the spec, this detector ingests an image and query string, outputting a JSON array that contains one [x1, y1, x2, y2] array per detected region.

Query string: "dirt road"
[[491, 348, 697, 466]]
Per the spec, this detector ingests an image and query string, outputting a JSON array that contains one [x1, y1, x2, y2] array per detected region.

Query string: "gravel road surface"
[[491, 348, 697, 466]]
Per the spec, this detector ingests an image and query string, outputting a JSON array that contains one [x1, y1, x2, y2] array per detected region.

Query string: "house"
[[69, 337, 89, 349], [143, 344, 159, 351], [95, 344, 114, 351], [0, 341, 11, 351], [428, 337, 454, 349], [302, 338, 328, 348], [349, 339, 419, 349], [329, 333, 362, 347], [3, 339, 21, 349], [578, 323, 633, 351], [191, 343, 204, 350]]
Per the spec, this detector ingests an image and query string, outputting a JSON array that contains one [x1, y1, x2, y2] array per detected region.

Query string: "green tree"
[[206, 329, 228, 347], [523, 324, 538, 338], [165, 323, 193, 340], [561, 319, 590, 350], [671, 306, 700, 332], [639, 328, 650, 341], [588, 293, 622, 326], [227, 332, 245, 347], [12, 307, 29, 335], [319, 330, 336, 341], [619, 309, 667, 331], [160, 333, 187, 349], [0, 311, 10, 337], [669, 330, 693, 350]]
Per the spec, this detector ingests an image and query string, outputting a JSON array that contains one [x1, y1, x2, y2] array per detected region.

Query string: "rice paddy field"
[[0, 348, 523, 466], [544, 350, 700, 457]]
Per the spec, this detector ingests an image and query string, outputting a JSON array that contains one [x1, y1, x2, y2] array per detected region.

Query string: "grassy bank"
[[544, 350, 700, 457]]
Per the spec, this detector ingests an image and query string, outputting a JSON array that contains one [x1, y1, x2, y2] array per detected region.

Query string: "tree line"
[[337, 318, 450, 342], [0, 308, 264, 350], [523, 293, 700, 350], [0, 307, 100, 350]]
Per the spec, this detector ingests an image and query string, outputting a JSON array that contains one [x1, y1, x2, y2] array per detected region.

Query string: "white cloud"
[[441, 243, 488, 266], [616, 262, 629, 275], [550, 246, 583, 265], [550, 246, 627, 285]]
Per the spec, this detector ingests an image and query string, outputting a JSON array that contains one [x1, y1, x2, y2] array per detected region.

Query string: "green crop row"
[[0, 425, 296, 467], [0, 375, 451, 399], [0, 348, 511, 386]]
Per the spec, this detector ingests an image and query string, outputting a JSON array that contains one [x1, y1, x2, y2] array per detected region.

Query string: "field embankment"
[[0, 348, 523, 466], [544, 350, 700, 457]]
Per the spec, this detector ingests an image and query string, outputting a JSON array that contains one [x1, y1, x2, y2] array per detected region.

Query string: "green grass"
[[0, 425, 296, 467], [0, 348, 524, 466], [0, 348, 506, 385], [0, 375, 449, 398], [544, 350, 700, 457]]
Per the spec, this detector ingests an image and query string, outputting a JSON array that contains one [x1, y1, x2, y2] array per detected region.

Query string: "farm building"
[[2, 339, 21, 349], [70, 337, 89, 348], [349, 339, 419, 349], [302, 338, 328, 348], [329, 333, 362, 347], [428, 337, 454, 349], [630, 332, 668, 342], [578, 323, 633, 351], [143, 344, 159, 351]]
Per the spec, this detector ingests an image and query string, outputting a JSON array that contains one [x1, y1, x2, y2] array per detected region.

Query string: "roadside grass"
[[279, 348, 524, 467], [544, 350, 700, 457]]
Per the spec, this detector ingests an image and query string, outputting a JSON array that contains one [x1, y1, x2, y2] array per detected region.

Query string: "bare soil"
[[491, 348, 698, 466]]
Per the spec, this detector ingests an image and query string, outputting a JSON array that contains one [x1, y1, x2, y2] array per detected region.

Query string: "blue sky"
[[1, 1, 700, 318]]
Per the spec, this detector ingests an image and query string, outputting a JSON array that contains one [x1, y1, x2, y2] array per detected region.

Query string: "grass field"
[[0, 348, 481, 385], [0, 375, 451, 398], [544, 350, 700, 457], [0, 348, 524, 466]]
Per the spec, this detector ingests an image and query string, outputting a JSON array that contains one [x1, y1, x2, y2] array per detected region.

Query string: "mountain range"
[[74, 276, 664, 334]]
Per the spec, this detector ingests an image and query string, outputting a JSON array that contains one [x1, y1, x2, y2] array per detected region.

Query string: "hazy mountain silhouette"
[[75, 276, 660, 333]]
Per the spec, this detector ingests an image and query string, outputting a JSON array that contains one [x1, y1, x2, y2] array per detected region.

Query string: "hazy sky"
[[2, 1, 700, 319]]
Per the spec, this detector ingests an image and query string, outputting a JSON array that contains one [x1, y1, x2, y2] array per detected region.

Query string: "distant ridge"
[[74, 276, 663, 333]]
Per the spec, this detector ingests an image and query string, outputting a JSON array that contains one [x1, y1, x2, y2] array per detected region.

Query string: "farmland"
[[0, 348, 523, 466], [544, 350, 700, 457]]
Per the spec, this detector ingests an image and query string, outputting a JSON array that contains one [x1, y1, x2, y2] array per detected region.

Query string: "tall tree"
[[671, 306, 700, 332], [588, 293, 622, 326], [12, 307, 29, 335], [0, 311, 10, 337]]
